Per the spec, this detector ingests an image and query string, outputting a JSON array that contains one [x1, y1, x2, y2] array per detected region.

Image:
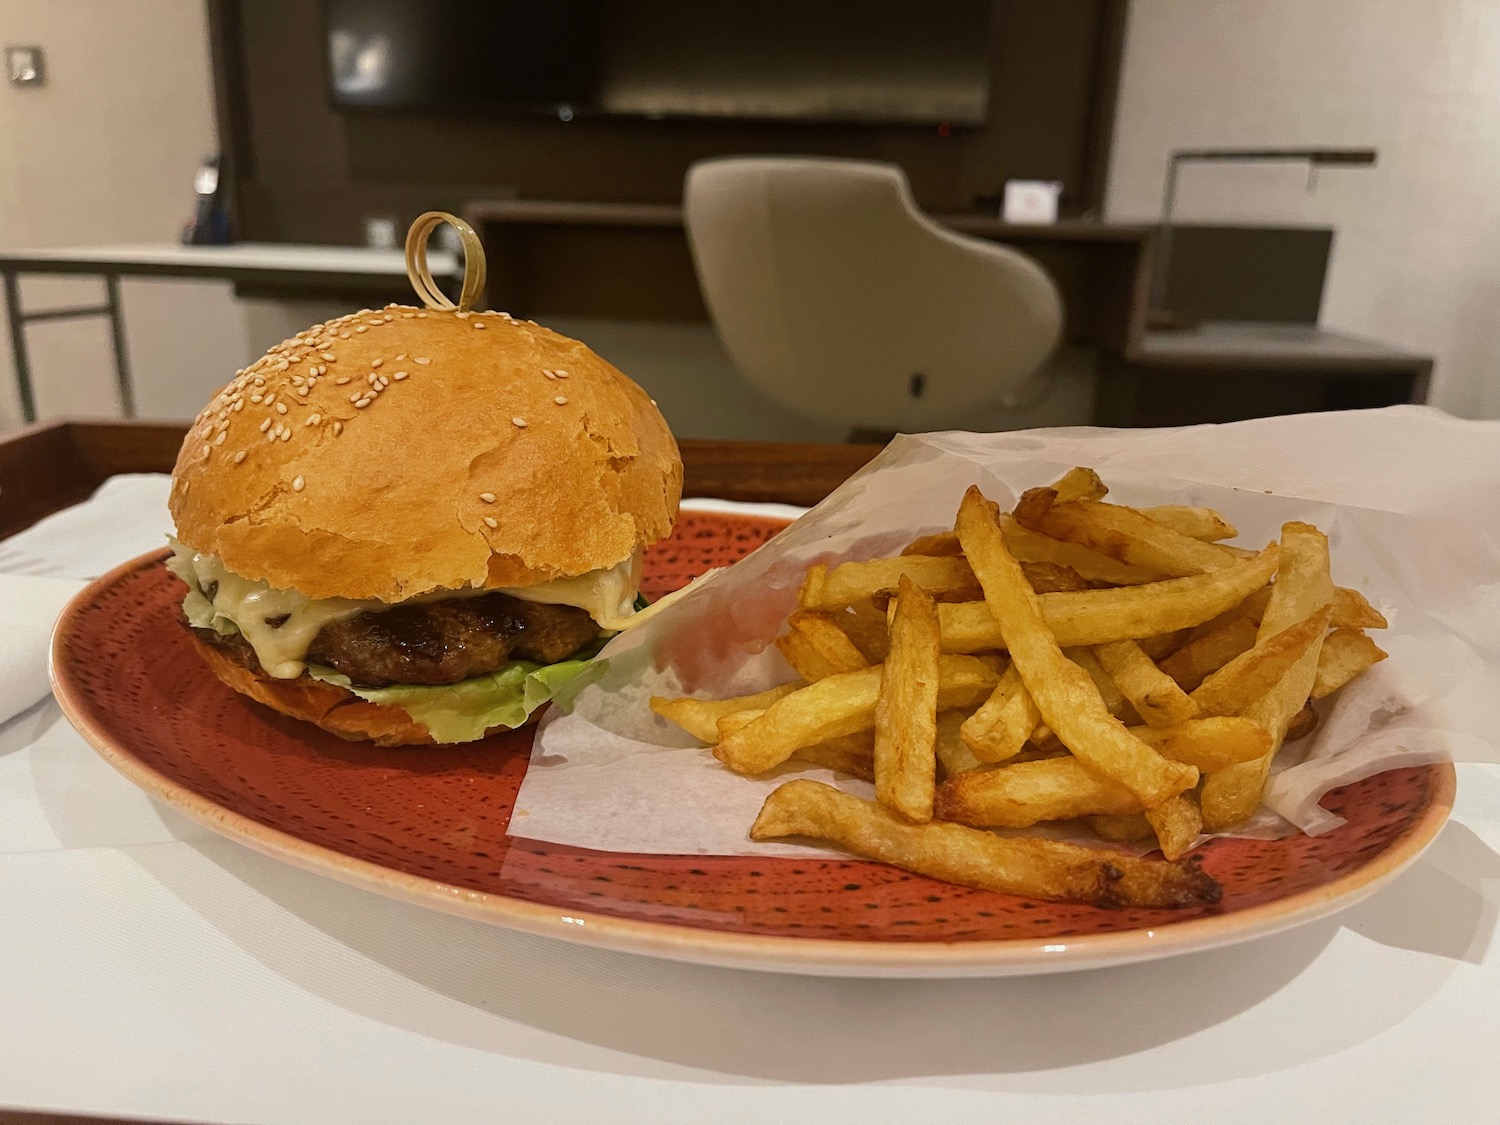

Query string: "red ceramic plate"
[[52, 511, 1453, 977]]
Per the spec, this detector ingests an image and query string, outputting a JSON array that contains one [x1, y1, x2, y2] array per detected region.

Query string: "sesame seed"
[[543, 369, 556, 379], [339, 332, 351, 339], [276, 402, 288, 414], [234, 451, 247, 464], [264, 393, 277, 405], [417, 312, 429, 318], [370, 358, 383, 368], [480, 492, 496, 503], [214, 432, 227, 445], [402, 312, 415, 318], [292, 475, 305, 492], [335, 376, 351, 385], [512, 416, 528, 428], [415, 357, 431, 365], [483, 516, 498, 529], [265, 431, 276, 442], [280, 430, 291, 441], [378, 375, 389, 387], [554, 369, 569, 379], [354, 399, 369, 408], [356, 326, 369, 333], [349, 394, 362, 403], [296, 386, 310, 396], [260, 418, 272, 432], [396, 354, 407, 361], [251, 394, 264, 404], [232, 400, 244, 412], [321, 353, 336, 361], [382, 314, 394, 322], [473, 321, 487, 329], [367, 374, 380, 386], [333, 421, 344, 435], [392, 370, 408, 381], [554, 395, 568, 405], [456, 310, 470, 319]]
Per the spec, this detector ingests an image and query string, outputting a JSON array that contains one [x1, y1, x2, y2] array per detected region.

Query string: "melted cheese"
[[168, 542, 647, 680]]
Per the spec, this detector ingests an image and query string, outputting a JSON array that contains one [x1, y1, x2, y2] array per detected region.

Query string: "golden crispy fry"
[[650, 684, 801, 742], [1312, 628, 1389, 699], [1050, 466, 1109, 503], [1202, 523, 1334, 830], [935, 545, 1281, 653], [1161, 616, 1260, 691], [1013, 488, 1240, 578], [1140, 505, 1238, 542], [1137, 629, 1193, 662], [716, 710, 877, 780], [1092, 639, 1201, 728], [935, 756, 1140, 828], [1146, 791, 1203, 861], [803, 555, 982, 610], [874, 578, 942, 822], [1021, 560, 1092, 594], [713, 656, 1001, 776], [1000, 515, 1161, 586], [1285, 703, 1320, 743], [1130, 717, 1271, 772], [836, 599, 891, 664], [797, 562, 829, 609], [1089, 812, 1155, 843], [775, 610, 871, 681], [960, 664, 1039, 763], [750, 779, 1222, 908], [902, 531, 964, 557], [1237, 584, 1388, 631], [955, 487, 1198, 806], [934, 710, 984, 777], [1189, 608, 1331, 718], [1067, 647, 1136, 720]]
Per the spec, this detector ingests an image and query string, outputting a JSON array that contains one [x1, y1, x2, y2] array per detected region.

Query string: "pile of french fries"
[[652, 468, 1389, 909]]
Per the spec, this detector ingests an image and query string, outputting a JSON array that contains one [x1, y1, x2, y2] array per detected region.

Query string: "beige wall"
[[1108, 0, 1500, 419]]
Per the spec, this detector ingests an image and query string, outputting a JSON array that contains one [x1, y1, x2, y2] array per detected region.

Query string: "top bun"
[[170, 305, 682, 602]]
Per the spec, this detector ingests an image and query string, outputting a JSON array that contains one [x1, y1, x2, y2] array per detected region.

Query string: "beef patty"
[[189, 592, 602, 688]]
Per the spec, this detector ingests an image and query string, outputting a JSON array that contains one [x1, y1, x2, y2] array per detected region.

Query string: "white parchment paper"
[[514, 415, 1500, 857]]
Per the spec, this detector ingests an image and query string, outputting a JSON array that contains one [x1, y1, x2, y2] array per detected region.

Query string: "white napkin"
[[0, 574, 86, 726], [0, 473, 172, 580]]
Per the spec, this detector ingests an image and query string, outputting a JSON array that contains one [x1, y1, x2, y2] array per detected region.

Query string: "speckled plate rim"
[[51, 551, 1456, 978]]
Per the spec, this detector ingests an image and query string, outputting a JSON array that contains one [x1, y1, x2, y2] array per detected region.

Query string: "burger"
[[166, 304, 682, 745]]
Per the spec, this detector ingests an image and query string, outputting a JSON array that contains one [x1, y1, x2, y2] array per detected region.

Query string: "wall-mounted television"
[[325, 0, 993, 128]]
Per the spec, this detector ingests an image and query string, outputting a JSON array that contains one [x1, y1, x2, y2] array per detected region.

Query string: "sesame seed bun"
[[169, 305, 682, 602], [187, 631, 536, 745]]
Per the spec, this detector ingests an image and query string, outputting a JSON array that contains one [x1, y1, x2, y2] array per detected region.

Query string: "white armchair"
[[684, 156, 1064, 434]]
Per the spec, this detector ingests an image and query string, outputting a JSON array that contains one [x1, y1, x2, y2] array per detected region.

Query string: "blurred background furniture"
[[683, 158, 1064, 436], [0, 244, 459, 423]]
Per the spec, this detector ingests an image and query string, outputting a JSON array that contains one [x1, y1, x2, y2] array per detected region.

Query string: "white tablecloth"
[[2, 406, 1498, 1125]]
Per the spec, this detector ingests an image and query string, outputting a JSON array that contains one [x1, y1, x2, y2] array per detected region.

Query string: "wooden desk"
[[0, 244, 460, 424]]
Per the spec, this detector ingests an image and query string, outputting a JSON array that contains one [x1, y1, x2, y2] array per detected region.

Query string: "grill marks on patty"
[[189, 592, 603, 688]]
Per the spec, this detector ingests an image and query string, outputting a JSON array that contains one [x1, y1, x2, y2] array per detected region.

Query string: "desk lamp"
[[1149, 146, 1377, 328]]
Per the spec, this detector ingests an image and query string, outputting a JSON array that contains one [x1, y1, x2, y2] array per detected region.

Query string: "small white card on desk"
[[1002, 179, 1062, 224]]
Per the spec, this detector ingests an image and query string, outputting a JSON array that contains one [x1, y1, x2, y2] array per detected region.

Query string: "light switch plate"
[[6, 45, 46, 87]]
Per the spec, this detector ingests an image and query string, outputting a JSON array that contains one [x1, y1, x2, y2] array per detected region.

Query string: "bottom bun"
[[189, 632, 538, 747]]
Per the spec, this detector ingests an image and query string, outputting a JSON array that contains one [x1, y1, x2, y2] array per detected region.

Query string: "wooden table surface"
[[0, 419, 883, 540]]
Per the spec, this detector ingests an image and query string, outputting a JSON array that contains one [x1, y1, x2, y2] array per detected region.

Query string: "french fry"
[[1189, 607, 1331, 718], [936, 545, 1281, 653], [955, 487, 1199, 806], [1021, 560, 1092, 594], [1050, 466, 1109, 502], [713, 656, 1000, 776], [934, 710, 984, 777], [902, 531, 964, 557], [1140, 505, 1238, 542], [803, 555, 981, 610], [874, 578, 941, 822], [1137, 629, 1193, 662], [935, 756, 1140, 828], [1202, 523, 1335, 830], [1160, 616, 1260, 691], [716, 710, 877, 780], [960, 664, 1039, 763], [797, 562, 829, 609], [775, 609, 871, 681], [750, 779, 1222, 908], [1092, 639, 1200, 728], [1312, 628, 1389, 699], [1237, 584, 1388, 631], [837, 599, 891, 664], [1130, 717, 1271, 772], [650, 684, 801, 742], [1000, 516, 1161, 586], [1068, 647, 1136, 720], [1013, 488, 1240, 578], [1285, 703, 1320, 742], [1146, 791, 1203, 861]]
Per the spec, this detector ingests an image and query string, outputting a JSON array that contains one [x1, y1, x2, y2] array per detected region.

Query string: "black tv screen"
[[325, 1, 993, 127]]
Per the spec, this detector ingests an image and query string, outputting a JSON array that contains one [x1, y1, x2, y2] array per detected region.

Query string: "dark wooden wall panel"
[[210, 0, 1128, 245]]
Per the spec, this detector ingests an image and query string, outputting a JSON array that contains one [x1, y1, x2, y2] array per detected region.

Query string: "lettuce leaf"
[[307, 643, 607, 744], [165, 547, 239, 636]]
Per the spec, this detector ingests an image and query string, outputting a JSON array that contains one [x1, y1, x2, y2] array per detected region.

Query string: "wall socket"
[[5, 45, 46, 87]]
